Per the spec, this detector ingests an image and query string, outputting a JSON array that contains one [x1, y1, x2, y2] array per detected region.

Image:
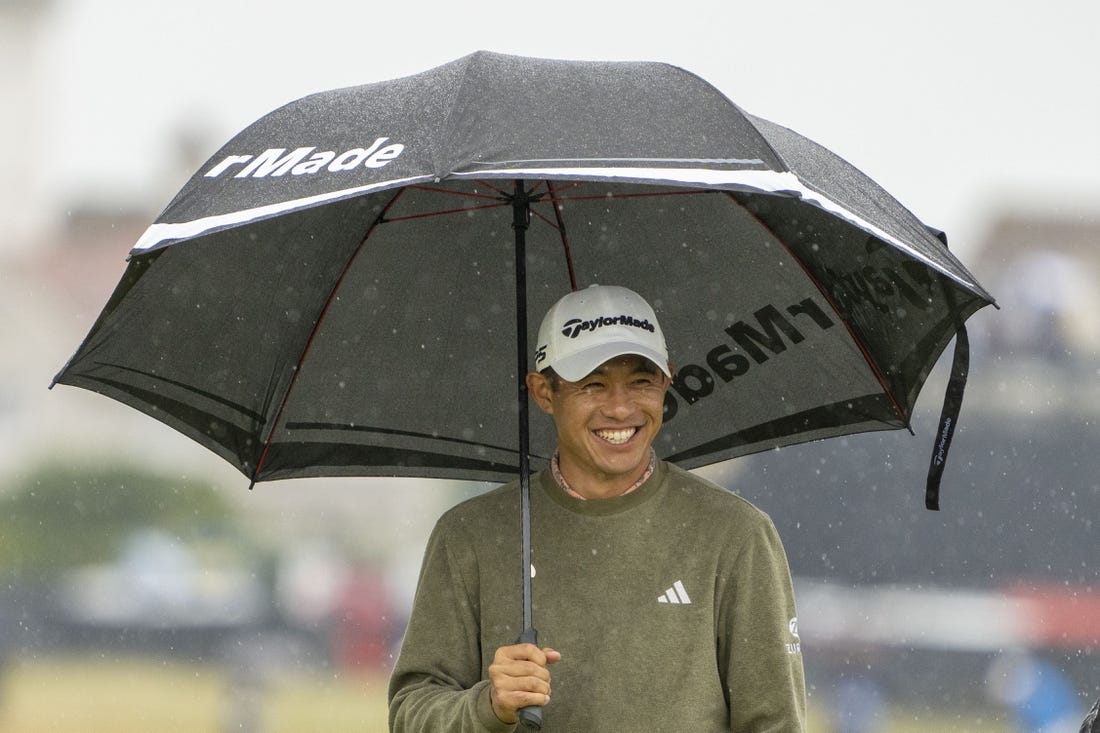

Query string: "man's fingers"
[[496, 642, 552, 665], [489, 672, 551, 723], [488, 643, 561, 723], [493, 673, 552, 699], [489, 654, 553, 689], [490, 688, 551, 724]]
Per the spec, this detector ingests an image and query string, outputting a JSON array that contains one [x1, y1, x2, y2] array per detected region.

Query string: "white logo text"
[[204, 137, 405, 179]]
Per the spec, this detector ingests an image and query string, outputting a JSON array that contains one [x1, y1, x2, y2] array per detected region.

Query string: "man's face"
[[527, 355, 671, 499]]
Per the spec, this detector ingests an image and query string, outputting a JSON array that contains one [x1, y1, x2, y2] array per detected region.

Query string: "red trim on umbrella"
[[381, 201, 509, 223], [252, 188, 409, 483], [544, 181, 578, 291], [727, 191, 911, 429]]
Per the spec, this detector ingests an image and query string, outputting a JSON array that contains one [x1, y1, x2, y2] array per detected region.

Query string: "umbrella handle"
[[515, 627, 543, 730]]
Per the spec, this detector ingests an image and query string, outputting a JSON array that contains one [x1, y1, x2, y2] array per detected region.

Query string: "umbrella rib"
[[382, 200, 509, 223], [251, 188, 408, 483], [664, 394, 900, 464], [550, 188, 712, 203], [83, 362, 266, 423], [543, 180, 578, 291], [284, 421, 524, 456], [266, 446, 535, 477], [528, 182, 708, 292], [379, 181, 537, 223], [404, 184, 504, 202], [468, 179, 514, 197], [727, 191, 911, 428]]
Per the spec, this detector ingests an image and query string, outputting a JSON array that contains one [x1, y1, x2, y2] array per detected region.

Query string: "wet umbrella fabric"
[[53, 51, 993, 724], [53, 51, 992, 492]]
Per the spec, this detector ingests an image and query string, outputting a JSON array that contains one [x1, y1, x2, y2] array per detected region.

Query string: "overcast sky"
[[34, 0, 1100, 259]]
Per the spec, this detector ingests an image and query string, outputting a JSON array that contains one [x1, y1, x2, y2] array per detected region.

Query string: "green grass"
[[0, 653, 1014, 732], [0, 653, 388, 733]]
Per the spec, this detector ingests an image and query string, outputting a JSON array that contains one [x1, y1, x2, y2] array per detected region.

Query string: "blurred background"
[[2, 1, 1098, 731]]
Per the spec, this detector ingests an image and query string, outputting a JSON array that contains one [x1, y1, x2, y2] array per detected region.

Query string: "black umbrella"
[[52, 50, 993, 727]]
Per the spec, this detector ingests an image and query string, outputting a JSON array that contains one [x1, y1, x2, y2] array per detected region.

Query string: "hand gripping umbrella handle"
[[515, 627, 543, 730]]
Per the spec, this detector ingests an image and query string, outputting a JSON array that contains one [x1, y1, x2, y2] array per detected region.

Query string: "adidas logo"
[[657, 580, 692, 605]]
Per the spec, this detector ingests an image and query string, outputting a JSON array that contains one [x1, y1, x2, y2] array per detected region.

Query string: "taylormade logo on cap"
[[560, 315, 656, 339], [535, 285, 670, 382]]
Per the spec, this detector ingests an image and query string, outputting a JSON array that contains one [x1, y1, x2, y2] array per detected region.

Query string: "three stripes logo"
[[657, 580, 692, 605]]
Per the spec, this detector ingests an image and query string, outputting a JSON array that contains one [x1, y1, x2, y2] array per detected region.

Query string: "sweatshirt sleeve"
[[719, 512, 807, 733], [388, 517, 516, 733]]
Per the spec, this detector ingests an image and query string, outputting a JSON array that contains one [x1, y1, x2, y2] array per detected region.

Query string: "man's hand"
[[488, 643, 562, 724]]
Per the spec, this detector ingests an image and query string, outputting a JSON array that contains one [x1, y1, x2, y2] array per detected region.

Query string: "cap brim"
[[552, 342, 671, 382]]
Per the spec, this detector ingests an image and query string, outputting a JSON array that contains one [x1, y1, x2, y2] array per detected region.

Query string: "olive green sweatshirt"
[[388, 460, 806, 732]]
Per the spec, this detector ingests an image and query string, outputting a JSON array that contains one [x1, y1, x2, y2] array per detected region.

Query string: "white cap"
[[534, 285, 670, 382]]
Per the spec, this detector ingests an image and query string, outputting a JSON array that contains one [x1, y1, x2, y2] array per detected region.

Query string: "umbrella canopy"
[[54, 51, 993, 499]]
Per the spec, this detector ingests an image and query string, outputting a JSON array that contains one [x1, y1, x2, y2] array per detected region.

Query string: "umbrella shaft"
[[513, 180, 534, 634]]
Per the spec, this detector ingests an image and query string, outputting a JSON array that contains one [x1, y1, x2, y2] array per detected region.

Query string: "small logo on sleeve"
[[786, 617, 801, 655]]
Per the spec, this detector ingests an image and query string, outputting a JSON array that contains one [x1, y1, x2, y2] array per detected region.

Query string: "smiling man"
[[526, 286, 673, 502], [389, 285, 806, 732]]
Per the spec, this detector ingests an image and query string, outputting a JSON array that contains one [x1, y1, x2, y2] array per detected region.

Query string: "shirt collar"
[[550, 448, 656, 500]]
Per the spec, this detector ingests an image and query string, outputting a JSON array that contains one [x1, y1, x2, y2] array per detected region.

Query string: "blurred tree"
[[0, 462, 236, 573]]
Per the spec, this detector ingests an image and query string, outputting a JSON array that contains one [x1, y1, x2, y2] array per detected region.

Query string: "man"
[[389, 285, 806, 732]]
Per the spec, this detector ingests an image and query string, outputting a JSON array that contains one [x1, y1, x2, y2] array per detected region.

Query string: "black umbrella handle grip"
[[515, 627, 543, 730]]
